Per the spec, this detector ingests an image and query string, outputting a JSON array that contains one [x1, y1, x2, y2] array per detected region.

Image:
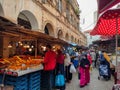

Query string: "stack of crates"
[[5, 75, 28, 90], [28, 71, 41, 90]]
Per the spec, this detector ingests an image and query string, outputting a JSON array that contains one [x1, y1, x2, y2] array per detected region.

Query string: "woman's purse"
[[55, 73, 65, 86]]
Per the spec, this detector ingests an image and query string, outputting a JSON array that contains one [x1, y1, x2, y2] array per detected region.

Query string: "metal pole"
[[35, 39, 37, 58], [116, 17, 118, 66]]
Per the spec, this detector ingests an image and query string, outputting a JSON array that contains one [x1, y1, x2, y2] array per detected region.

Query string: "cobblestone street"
[[66, 68, 114, 90]]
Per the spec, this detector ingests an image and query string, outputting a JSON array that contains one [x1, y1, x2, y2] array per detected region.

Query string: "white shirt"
[[64, 53, 71, 66]]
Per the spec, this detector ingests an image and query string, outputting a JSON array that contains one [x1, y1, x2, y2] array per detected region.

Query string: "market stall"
[[0, 16, 68, 90]]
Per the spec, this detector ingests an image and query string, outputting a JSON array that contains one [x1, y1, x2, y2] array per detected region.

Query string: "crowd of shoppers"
[[40, 44, 114, 89]]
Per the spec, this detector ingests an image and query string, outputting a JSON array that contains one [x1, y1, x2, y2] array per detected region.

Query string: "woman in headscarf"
[[79, 54, 90, 88]]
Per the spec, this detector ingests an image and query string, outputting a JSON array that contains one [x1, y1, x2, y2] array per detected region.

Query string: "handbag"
[[70, 64, 76, 73], [55, 73, 65, 86]]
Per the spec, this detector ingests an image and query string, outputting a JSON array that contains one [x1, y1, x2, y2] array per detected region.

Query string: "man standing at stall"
[[41, 44, 56, 90]]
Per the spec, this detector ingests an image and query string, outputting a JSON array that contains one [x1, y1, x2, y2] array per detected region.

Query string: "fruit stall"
[[0, 55, 43, 90], [0, 16, 68, 90]]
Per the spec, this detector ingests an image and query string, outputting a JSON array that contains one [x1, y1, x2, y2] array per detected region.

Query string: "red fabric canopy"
[[97, 0, 120, 14], [90, 9, 120, 36]]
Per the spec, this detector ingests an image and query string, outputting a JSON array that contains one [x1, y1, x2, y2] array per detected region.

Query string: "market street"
[[66, 68, 114, 90]]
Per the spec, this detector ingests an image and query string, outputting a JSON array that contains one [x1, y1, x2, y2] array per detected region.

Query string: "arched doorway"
[[44, 23, 54, 36], [65, 33, 69, 41], [17, 10, 38, 30], [57, 30, 63, 39]]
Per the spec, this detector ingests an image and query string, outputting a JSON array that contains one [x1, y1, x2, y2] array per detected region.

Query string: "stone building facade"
[[0, 0, 87, 57]]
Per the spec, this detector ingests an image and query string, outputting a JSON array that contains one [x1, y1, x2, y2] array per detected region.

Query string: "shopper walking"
[[64, 52, 72, 83], [79, 54, 90, 88], [95, 50, 99, 68], [99, 50, 111, 80], [90, 50, 96, 68]]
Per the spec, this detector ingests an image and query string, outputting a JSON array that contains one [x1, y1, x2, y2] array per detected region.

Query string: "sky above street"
[[77, 0, 98, 32]]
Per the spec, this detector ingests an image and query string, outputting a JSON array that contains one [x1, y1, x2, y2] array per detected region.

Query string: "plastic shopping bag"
[[70, 64, 76, 73], [55, 74, 65, 86]]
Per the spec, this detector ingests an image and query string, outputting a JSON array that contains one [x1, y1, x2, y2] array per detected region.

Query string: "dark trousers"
[[56, 63, 64, 74], [41, 70, 53, 90], [65, 65, 72, 82]]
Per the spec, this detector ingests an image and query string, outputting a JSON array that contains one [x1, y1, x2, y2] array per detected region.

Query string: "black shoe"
[[80, 85, 85, 88]]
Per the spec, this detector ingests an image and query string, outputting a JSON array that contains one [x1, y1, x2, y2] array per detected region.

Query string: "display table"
[[0, 64, 43, 76], [0, 64, 43, 90]]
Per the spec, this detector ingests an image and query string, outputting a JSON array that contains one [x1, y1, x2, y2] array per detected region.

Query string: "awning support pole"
[[116, 17, 118, 67]]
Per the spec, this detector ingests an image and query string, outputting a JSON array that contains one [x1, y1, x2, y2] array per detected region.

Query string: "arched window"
[[44, 23, 54, 37], [17, 10, 38, 30], [65, 33, 69, 41], [18, 13, 31, 29], [58, 30, 63, 39], [44, 26, 49, 35]]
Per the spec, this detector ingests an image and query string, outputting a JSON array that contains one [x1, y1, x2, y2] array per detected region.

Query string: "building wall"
[[0, 0, 87, 46]]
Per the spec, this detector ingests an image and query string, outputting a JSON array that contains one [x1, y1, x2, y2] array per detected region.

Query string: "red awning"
[[97, 0, 120, 14], [90, 9, 120, 36]]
